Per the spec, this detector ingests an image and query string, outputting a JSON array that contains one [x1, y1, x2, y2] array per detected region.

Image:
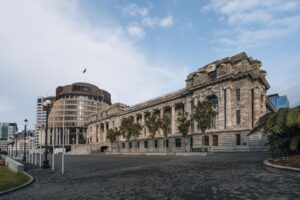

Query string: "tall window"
[[204, 135, 209, 146], [208, 70, 217, 81], [236, 134, 241, 145], [129, 142, 132, 149], [213, 135, 218, 146], [236, 89, 240, 101], [207, 95, 218, 129], [154, 140, 158, 148], [144, 141, 148, 149], [122, 143, 125, 149], [236, 110, 241, 125], [175, 138, 181, 148], [166, 139, 169, 148]]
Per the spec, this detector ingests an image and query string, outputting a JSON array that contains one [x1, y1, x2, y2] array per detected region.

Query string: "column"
[[160, 108, 164, 136], [193, 97, 198, 132], [103, 122, 107, 142], [96, 124, 99, 143], [67, 128, 70, 145], [253, 87, 261, 125], [141, 112, 146, 136], [225, 87, 232, 128], [171, 105, 176, 134], [76, 128, 79, 145]]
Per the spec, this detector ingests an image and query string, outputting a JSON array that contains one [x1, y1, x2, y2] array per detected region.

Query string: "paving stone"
[[1, 152, 300, 200]]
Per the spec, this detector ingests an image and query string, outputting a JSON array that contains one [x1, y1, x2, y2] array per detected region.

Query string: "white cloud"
[[160, 15, 174, 27], [142, 15, 174, 28], [0, 1, 185, 125], [203, 0, 300, 52], [122, 4, 148, 17], [127, 24, 145, 40]]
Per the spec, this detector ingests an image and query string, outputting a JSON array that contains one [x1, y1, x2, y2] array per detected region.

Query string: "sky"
[[0, 0, 299, 129]]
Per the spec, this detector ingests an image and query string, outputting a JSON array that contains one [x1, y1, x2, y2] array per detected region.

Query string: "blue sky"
[[0, 0, 299, 128]]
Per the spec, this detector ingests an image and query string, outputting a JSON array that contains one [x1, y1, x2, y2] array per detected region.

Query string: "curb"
[[105, 152, 211, 156], [0, 171, 35, 196], [263, 159, 300, 177]]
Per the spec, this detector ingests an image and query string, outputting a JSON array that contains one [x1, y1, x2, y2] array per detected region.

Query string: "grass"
[[0, 166, 30, 191]]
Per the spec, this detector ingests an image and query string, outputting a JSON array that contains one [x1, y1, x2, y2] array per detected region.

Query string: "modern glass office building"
[[268, 94, 290, 109]]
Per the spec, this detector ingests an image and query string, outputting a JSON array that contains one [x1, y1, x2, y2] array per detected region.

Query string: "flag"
[[83, 68, 87, 74]]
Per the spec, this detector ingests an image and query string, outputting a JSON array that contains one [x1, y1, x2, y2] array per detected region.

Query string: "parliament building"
[[86, 52, 276, 152]]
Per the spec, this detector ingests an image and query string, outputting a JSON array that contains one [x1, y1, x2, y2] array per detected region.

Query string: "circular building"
[[47, 82, 111, 146]]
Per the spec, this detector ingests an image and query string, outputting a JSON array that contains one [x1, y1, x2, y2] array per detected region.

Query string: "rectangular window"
[[137, 141, 140, 148], [129, 142, 132, 149], [236, 110, 241, 125], [213, 135, 218, 146], [144, 141, 148, 149], [166, 139, 169, 148], [204, 135, 209, 146], [154, 140, 158, 148], [208, 70, 217, 81], [175, 138, 181, 148], [236, 89, 240, 101], [236, 134, 241, 145], [122, 143, 125, 149]]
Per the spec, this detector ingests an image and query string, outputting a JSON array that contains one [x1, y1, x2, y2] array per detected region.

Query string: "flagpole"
[[62, 99, 65, 175]]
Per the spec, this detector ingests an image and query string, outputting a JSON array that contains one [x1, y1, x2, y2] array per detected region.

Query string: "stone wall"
[[87, 52, 274, 152]]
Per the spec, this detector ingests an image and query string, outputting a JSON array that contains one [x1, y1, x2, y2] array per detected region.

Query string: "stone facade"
[[87, 52, 276, 152]]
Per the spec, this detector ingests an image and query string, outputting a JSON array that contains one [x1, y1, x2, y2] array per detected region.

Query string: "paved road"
[[2, 152, 300, 200]]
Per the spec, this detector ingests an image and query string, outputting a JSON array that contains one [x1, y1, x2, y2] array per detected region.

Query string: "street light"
[[42, 99, 52, 169], [22, 119, 28, 161]]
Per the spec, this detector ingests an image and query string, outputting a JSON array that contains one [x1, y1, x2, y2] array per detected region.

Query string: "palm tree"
[[160, 115, 171, 152], [249, 107, 300, 158], [145, 114, 161, 152], [194, 100, 218, 151], [177, 112, 191, 152]]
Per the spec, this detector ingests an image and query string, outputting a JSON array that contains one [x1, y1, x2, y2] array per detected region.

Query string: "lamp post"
[[42, 99, 52, 169], [22, 119, 28, 161]]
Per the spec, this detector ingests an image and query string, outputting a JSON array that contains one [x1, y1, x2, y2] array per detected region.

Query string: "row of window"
[[121, 134, 242, 149]]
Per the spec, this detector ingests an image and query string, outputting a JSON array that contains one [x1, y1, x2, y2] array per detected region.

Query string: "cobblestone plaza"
[[2, 153, 300, 200]]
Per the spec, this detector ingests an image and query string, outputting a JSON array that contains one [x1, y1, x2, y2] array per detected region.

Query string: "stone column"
[[141, 112, 146, 136], [253, 87, 261, 125], [67, 128, 70, 145], [193, 97, 198, 132], [160, 108, 164, 136], [104, 122, 107, 142], [171, 105, 176, 134], [261, 92, 267, 116], [96, 124, 99, 143], [225, 87, 232, 128], [76, 128, 79, 145]]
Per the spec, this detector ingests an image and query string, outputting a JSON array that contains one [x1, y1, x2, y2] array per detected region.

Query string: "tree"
[[194, 100, 218, 150], [120, 117, 143, 151], [107, 128, 121, 152], [132, 122, 143, 148], [145, 114, 161, 152], [160, 115, 171, 151], [249, 107, 300, 158], [177, 112, 191, 152]]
